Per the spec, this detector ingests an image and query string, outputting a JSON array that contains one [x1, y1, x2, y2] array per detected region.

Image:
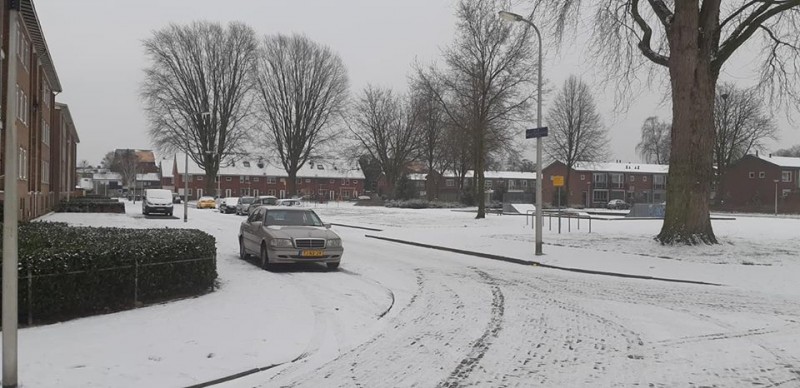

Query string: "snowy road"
[[35, 204, 800, 387], [225, 229, 800, 387]]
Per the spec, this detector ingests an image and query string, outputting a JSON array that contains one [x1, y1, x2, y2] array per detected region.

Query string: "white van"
[[143, 189, 174, 216]]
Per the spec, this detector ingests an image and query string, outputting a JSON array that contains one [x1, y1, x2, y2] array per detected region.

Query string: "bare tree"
[[538, 1, 800, 244], [636, 117, 671, 165], [141, 21, 258, 195], [774, 145, 800, 157], [108, 149, 138, 191], [714, 82, 777, 204], [101, 151, 115, 170], [416, 0, 537, 218], [546, 75, 609, 205], [254, 34, 349, 196], [410, 73, 449, 200], [347, 85, 421, 199]]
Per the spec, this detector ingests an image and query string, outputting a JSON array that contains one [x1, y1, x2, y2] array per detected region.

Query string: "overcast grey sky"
[[36, 0, 798, 166]]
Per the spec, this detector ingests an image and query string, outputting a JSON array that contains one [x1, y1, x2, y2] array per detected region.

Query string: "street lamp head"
[[498, 11, 524, 22]]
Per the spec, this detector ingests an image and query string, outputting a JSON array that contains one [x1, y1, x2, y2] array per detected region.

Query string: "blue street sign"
[[525, 127, 548, 139]]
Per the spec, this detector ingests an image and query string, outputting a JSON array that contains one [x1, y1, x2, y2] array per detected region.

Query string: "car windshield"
[[265, 210, 323, 227], [262, 197, 278, 205], [240, 197, 254, 204]]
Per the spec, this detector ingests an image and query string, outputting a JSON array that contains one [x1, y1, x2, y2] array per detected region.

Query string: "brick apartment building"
[[0, 1, 80, 221], [718, 154, 800, 213], [405, 170, 538, 202], [160, 158, 365, 201], [542, 161, 669, 207]]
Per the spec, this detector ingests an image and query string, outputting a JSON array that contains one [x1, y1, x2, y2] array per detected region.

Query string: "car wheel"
[[239, 237, 248, 260], [260, 244, 271, 270], [326, 262, 340, 271]]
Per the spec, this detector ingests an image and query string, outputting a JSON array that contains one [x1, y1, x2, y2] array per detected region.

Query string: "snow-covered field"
[[3, 201, 799, 387]]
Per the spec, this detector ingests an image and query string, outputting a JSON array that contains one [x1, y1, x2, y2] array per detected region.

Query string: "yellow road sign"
[[553, 176, 565, 187]]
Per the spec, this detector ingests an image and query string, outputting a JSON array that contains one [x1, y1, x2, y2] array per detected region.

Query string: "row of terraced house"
[[0, 1, 80, 221], [400, 154, 800, 213]]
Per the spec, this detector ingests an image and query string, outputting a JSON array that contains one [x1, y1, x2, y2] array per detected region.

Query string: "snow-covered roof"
[[160, 159, 175, 178], [759, 155, 800, 168], [92, 172, 122, 181], [572, 162, 669, 174], [136, 173, 161, 182], [168, 159, 365, 180], [465, 170, 538, 180], [407, 173, 427, 181]]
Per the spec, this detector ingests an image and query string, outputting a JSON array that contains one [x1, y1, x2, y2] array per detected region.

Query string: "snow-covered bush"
[[56, 197, 125, 213], [1, 222, 216, 325], [384, 199, 464, 209]]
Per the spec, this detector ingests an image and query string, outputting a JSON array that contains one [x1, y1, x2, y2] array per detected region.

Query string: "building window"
[[592, 190, 608, 203], [253, 177, 259, 182], [759, 171, 766, 178], [643, 176, 648, 182], [305, 179, 311, 183], [42, 161, 50, 184], [782, 189, 791, 198], [629, 175, 635, 182], [782, 171, 792, 182], [484, 180, 492, 189], [226, 176, 232, 181], [330, 179, 335, 184], [749, 172, 755, 179], [197, 176, 204, 181], [521, 180, 528, 187], [653, 175, 666, 190], [243, 161, 251, 167], [240, 176, 245, 183], [268, 189, 276, 196], [267, 177, 275, 184], [42, 120, 50, 146], [580, 174, 585, 181], [611, 173, 624, 189], [317, 164, 324, 170], [18, 147, 27, 180], [297, 178, 302, 184]]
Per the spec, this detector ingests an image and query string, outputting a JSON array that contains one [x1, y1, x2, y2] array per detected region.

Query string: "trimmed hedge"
[[384, 199, 464, 209], [1, 222, 217, 325], [57, 197, 125, 213]]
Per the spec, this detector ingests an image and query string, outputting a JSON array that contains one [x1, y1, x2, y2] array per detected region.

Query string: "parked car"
[[238, 207, 343, 271], [172, 193, 183, 204], [607, 199, 630, 210], [219, 197, 240, 214], [142, 189, 174, 216], [236, 196, 255, 215], [276, 198, 302, 207], [246, 195, 278, 214], [197, 196, 217, 209]]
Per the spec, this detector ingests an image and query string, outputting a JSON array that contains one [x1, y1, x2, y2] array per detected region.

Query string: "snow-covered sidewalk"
[[310, 203, 800, 297]]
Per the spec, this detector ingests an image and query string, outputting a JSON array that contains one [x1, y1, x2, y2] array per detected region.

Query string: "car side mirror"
[[324, 223, 331, 229]]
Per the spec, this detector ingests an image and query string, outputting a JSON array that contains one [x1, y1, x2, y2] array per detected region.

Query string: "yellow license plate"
[[301, 250, 324, 257]]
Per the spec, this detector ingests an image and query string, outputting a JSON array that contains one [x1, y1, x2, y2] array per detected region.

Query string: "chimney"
[[756, 151, 759, 157], [769, 153, 772, 158]]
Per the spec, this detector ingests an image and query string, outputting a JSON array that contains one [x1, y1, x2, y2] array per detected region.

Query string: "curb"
[[364, 235, 722, 287], [331, 223, 383, 232]]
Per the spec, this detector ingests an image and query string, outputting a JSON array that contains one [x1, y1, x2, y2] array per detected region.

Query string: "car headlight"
[[269, 239, 293, 248], [327, 239, 342, 248]]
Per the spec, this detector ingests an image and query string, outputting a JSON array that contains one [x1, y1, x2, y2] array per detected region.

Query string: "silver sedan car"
[[238, 207, 343, 271]]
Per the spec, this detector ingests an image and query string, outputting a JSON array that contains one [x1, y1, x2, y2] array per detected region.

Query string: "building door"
[[280, 190, 285, 199], [197, 189, 203, 198], [225, 189, 232, 198]]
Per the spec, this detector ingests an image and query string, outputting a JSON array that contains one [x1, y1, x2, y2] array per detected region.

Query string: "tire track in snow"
[[437, 269, 505, 388]]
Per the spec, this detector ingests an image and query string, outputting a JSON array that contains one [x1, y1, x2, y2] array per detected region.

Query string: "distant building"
[[718, 154, 800, 213], [161, 158, 365, 200], [542, 161, 669, 207]]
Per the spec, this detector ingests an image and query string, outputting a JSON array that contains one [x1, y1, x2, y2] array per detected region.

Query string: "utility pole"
[[3, 3, 21, 386], [184, 149, 189, 223]]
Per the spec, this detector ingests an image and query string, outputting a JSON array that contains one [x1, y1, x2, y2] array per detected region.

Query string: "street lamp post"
[[774, 179, 780, 216], [499, 10, 544, 255]]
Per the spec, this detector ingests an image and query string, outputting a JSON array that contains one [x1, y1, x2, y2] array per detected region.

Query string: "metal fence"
[[17, 255, 216, 326]]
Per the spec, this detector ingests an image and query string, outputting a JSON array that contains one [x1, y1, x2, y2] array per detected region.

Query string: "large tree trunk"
[[657, 4, 718, 245], [287, 171, 297, 197]]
